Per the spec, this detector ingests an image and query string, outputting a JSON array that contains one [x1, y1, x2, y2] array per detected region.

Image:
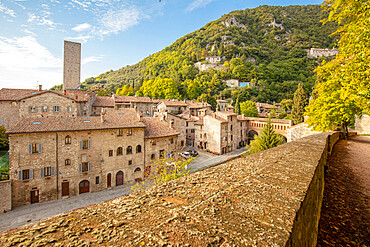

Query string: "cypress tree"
[[247, 118, 282, 154], [235, 96, 241, 114], [291, 83, 307, 124]]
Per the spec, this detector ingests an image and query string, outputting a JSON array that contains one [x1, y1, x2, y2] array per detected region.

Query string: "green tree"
[[234, 96, 241, 114], [49, 84, 63, 90], [97, 89, 108, 96], [306, 0, 370, 136], [280, 99, 293, 112], [291, 83, 307, 124], [116, 85, 134, 96], [240, 101, 259, 117], [197, 94, 217, 111], [0, 126, 9, 150], [247, 118, 283, 154]]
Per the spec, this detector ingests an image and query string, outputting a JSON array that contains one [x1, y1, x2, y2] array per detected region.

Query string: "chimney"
[[101, 109, 106, 123], [38, 85, 42, 91], [169, 120, 174, 129]]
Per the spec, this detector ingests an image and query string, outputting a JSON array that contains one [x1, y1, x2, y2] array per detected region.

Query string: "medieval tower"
[[63, 40, 81, 90]]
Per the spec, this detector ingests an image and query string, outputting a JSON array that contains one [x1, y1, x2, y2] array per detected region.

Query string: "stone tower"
[[63, 41, 81, 90]]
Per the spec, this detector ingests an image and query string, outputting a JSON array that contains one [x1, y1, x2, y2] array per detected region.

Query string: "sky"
[[0, 0, 322, 89]]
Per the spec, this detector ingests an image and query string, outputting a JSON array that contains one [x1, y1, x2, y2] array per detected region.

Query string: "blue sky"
[[0, 0, 322, 89]]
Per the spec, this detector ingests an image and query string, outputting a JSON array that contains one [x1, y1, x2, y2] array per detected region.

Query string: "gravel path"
[[317, 135, 370, 246]]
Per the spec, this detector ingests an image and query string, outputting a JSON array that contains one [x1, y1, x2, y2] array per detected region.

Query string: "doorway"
[[30, 190, 39, 204], [116, 171, 124, 186], [79, 180, 90, 194], [107, 173, 112, 188], [62, 181, 69, 197]]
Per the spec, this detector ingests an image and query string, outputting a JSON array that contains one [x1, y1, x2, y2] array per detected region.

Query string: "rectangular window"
[[231, 125, 233, 131], [159, 150, 165, 158], [128, 160, 132, 165], [28, 106, 37, 112], [29, 143, 42, 154], [80, 140, 91, 150], [96, 176, 100, 184], [65, 159, 71, 166], [191, 129, 195, 133], [170, 138, 174, 144], [67, 106, 72, 112], [152, 140, 156, 146], [231, 135, 233, 141], [127, 129, 132, 136], [41, 106, 48, 112], [80, 162, 91, 172], [18, 169, 33, 181], [117, 129, 123, 136], [186, 122, 189, 127], [41, 166, 55, 177], [53, 106, 61, 112], [109, 150, 113, 157]]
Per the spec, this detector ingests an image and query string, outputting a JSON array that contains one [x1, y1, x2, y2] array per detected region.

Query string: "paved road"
[[0, 148, 246, 232]]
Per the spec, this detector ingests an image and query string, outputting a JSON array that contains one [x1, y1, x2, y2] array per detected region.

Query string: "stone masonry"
[[63, 41, 81, 90]]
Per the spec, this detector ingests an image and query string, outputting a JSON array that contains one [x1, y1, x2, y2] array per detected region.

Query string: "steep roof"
[[0, 88, 40, 101], [7, 108, 145, 134], [93, 96, 114, 107], [142, 117, 179, 139]]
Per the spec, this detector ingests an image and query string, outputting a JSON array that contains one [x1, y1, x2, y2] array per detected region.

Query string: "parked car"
[[188, 149, 198, 157], [179, 151, 192, 159]]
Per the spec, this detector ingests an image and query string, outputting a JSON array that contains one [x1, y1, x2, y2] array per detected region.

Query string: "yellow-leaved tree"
[[306, 0, 370, 137]]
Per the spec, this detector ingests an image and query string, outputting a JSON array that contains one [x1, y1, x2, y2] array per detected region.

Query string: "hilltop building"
[[307, 48, 338, 58]]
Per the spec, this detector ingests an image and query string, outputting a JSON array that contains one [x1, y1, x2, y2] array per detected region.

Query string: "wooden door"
[[116, 171, 123, 186], [62, 181, 69, 197], [79, 180, 90, 194], [31, 190, 39, 204], [107, 173, 111, 188]]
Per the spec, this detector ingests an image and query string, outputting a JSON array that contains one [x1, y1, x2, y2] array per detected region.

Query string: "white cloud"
[[82, 55, 104, 65], [27, 12, 56, 29], [0, 36, 62, 89], [98, 6, 148, 36], [64, 34, 93, 43], [72, 23, 91, 32], [0, 3, 16, 17], [186, 0, 215, 12], [23, 29, 37, 36]]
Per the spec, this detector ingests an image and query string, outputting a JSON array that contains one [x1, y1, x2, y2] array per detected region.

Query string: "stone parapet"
[[0, 132, 343, 246]]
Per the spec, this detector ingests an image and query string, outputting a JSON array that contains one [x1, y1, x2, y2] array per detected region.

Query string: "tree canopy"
[[306, 0, 370, 133]]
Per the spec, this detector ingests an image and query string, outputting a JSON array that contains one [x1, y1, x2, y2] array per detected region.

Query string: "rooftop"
[[93, 96, 114, 107], [7, 108, 145, 134], [142, 117, 179, 139], [113, 95, 153, 103]]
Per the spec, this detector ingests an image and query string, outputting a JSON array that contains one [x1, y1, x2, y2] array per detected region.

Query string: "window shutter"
[[28, 144, 32, 154], [35, 106, 37, 112], [28, 106, 31, 112], [46, 106, 49, 112], [88, 140, 91, 149], [88, 162, 91, 171], [41, 106, 44, 112], [40, 168, 44, 178], [30, 169, 33, 180], [79, 163, 82, 173], [51, 167, 55, 176], [18, 170, 22, 181], [80, 141, 83, 150], [38, 143, 42, 153]]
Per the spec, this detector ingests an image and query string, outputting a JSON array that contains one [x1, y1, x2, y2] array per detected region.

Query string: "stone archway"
[[79, 180, 90, 194], [116, 171, 124, 186], [247, 130, 259, 145], [279, 134, 287, 143]]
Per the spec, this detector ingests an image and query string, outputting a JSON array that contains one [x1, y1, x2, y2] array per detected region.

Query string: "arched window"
[[117, 147, 123, 156], [151, 154, 155, 160], [134, 167, 141, 172], [65, 135, 71, 145], [65, 159, 71, 166], [136, 145, 142, 153], [126, 146, 132, 154]]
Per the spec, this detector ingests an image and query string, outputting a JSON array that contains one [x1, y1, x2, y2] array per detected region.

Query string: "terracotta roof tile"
[[113, 95, 153, 103], [0, 88, 40, 101], [93, 96, 114, 107], [7, 108, 145, 134], [159, 99, 188, 107], [142, 117, 179, 138]]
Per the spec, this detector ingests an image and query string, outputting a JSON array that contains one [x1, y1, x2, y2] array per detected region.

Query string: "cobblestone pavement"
[[0, 147, 247, 232]]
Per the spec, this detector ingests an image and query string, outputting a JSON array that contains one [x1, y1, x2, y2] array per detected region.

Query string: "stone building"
[[7, 108, 179, 208], [307, 48, 339, 58], [205, 56, 221, 64], [156, 100, 188, 115], [113, 95, 155, 117]]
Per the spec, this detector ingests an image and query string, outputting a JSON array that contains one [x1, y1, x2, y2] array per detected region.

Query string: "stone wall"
[[63, 41, 81, 90], [355, 114, 370, 134], [0, 101, 19, 129], [0, 180, 11, 213], [287, 122, 321, 142], [0, 132, 343, 245]]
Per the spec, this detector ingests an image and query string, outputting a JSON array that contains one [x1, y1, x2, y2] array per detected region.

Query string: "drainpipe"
[[56, 133, 59, 199]]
